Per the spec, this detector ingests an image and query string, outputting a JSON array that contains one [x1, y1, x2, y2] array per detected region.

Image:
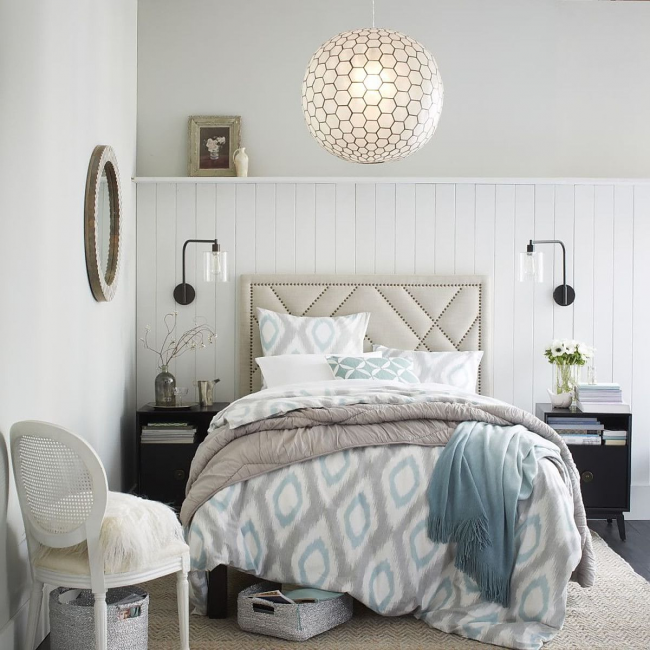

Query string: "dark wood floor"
[[35, 520, 650, 650]]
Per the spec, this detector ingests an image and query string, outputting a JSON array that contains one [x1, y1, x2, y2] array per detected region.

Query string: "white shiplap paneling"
[[315, 184, 336, 274], [512, 185, 535, 413], [295, 184, 316, 274], [532, 184, 555, 407], [415, 184, 436, 274], [395, 184, 416, 274], [434, 184, 455, 274], [375, 184, 396, 274], [194, 183, 217, 389], [136, 178, 650, 511], [355, 183, 376, 274], [492, 185, 516, 404], [335, 183, 355, 274]]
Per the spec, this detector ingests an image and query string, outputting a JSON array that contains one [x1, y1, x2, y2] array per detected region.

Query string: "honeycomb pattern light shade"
[[301, 28, 444, 164]]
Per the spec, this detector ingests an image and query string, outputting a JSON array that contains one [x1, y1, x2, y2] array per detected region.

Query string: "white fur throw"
[[36, 492, 186, 574]]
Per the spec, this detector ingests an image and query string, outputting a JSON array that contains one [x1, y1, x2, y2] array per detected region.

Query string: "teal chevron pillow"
[[326, 355, 419, 383]]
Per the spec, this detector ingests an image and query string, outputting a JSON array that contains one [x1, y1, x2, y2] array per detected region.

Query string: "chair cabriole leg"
[[94, 592, 108, 650], [177, 569, 191, 650], [25, 579, 44, 650]]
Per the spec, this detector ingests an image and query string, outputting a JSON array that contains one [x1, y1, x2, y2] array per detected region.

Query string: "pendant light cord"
[[372, 0, 375, 28]]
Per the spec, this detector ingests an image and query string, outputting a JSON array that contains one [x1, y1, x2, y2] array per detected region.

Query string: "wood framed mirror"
[[84, 145, 122, 301]]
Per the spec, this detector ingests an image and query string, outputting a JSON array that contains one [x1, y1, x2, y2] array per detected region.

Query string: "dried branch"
[[140, 312, 216, 369]]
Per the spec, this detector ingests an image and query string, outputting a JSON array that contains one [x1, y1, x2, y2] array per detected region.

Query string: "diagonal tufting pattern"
[[239, 275, 492, 397]]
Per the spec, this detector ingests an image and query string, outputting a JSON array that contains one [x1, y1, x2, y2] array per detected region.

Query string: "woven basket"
[[49, 587, 148, 650], [237, 581, 353, 642]]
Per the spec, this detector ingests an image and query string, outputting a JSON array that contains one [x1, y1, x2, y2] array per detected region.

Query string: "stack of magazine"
[[602, 430, 627, 446], [247, 588, 342, 605], [576, 383, 629, 413], [547, 416, 603, 445], [141, 422, 196, 444]]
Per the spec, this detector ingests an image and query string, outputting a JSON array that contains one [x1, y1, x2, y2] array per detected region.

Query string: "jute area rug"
[[143, 534, 650, 649]]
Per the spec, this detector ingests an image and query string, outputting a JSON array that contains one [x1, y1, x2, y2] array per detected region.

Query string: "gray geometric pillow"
[[326, 355, 419, 383], [257, 308, 370, 356]]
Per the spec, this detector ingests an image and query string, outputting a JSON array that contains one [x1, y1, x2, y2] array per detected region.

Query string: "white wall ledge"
[[133, 176, 650, 185]]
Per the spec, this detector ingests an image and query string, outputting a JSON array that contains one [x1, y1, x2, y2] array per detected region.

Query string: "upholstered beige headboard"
[[239, 274, 492, 397]]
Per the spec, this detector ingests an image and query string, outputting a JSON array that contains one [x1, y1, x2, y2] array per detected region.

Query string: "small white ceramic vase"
[[233, 147, 249, 177], [547, 388, 573, 409]]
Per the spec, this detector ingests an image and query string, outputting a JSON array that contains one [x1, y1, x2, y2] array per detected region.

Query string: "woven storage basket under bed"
[[49, 586, 148, 650], [238, 581, 353, 642]]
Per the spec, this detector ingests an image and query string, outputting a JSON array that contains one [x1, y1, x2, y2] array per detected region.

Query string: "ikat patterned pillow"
[[257, 308, 370, 357], [326, 355, 420, 383], [373, 345, 483, 393]]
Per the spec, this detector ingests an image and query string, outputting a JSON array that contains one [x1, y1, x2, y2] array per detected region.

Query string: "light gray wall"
[[137, 0, 650, 178], [0, 1, 137, 647]]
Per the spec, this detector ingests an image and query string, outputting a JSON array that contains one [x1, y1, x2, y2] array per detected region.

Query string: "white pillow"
[[256, 352, 381, 390], [373, 345, 483, 394], [257, 308, 370, 356]]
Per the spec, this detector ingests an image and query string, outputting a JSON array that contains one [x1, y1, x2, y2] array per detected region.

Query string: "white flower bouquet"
[[545, 339, 594, 407], [544, 339, 593, 367]]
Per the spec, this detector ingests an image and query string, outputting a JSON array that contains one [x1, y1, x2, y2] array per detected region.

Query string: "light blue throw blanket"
[[427, 421, 562, 608]]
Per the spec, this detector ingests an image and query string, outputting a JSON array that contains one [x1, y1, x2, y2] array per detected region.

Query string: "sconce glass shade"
[[519, 251, 544, 283], [204, 250, 228, 283], [301, 28, 444, 164]]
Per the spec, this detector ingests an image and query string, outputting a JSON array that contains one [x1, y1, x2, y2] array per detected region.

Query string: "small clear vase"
[[554, 362, 580, 408], [155, 364, 176, 406]]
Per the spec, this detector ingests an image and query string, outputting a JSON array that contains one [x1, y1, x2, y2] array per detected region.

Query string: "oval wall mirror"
[[84, 145, 122, 301]]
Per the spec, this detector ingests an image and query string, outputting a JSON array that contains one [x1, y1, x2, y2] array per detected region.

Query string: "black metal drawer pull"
[[581, 471, 594, 484], [174, 469, 187, 481]]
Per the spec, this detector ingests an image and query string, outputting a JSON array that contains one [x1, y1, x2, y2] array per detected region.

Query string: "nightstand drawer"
[[139, 444, 197, 510], [568, 445, 629, 510]]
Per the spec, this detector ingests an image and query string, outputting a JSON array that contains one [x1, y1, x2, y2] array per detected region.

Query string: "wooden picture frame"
[[188, 116, 241, 177]]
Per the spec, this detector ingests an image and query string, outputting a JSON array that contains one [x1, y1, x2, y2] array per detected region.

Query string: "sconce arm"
[[181, 239, 218, 288], [529, 239, 568, 290]]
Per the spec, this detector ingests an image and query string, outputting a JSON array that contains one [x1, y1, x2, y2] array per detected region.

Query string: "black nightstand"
[[536, 403, 632, 540], [136, 402, 229, 511]]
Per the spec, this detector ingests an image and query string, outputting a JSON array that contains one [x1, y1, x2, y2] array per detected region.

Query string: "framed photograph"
[[188, 116, 241, 177]]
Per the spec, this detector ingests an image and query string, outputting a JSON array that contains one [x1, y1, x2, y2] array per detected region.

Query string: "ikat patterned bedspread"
[[182, 380, 595, 648], [187, 443, 582, 649]]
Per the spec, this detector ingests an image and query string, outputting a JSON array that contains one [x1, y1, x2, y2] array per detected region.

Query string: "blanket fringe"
[[428, 515, 510, 607], [428, 515, 491, 553]]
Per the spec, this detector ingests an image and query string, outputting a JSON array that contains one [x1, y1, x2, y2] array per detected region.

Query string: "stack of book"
[[547, 416, 603, 445], [576, 383, 629, 412], [141, 422, 196, 444], [602, 430, 627, 446]]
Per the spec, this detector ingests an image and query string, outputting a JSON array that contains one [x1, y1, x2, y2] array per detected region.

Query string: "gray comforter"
[[181, 381, 595, 588]]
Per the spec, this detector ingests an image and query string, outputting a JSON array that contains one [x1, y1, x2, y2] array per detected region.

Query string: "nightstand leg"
[[616, 514, 626, 541]]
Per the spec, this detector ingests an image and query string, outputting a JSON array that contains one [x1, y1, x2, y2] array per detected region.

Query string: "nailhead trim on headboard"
[[239, 275, 492, 398]]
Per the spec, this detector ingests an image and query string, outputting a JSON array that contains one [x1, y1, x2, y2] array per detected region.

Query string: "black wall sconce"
[[519, 239, 575, 306], [173, 239, 229, 305]]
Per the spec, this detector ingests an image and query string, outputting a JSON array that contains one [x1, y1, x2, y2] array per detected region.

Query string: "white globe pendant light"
[[301, 4, 443, 164]]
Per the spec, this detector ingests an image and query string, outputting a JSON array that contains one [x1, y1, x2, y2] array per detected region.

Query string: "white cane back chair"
[[10, 420, 190, 650]]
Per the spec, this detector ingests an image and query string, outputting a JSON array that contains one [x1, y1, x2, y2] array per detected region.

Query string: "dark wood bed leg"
[[208, 564, 229, 619]]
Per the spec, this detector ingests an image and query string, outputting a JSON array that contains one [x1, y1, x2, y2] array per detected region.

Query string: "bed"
[[180, 274, 595, 650]]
